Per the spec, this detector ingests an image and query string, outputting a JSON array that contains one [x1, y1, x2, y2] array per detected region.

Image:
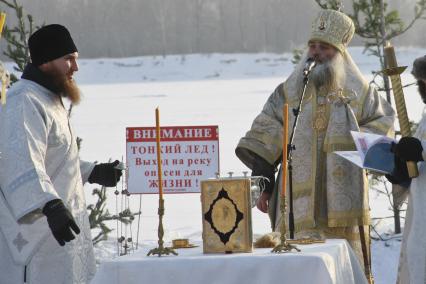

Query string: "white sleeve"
[[0, 94, 59, 221], [80, 159, 96, 184]]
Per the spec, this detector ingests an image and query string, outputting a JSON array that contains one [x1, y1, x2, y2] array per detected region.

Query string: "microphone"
[[303, 58, 317, 76]]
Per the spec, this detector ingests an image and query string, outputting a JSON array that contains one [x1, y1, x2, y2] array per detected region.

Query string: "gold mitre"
[[309, 9, 355, 53]]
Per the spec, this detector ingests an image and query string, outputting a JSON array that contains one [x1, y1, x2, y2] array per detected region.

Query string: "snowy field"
[[6, 46, 426, 283]]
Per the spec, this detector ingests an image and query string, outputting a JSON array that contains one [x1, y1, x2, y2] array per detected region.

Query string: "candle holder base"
[[272, 239, 300, 253], [146, 198, 178, 257], [147, 246, 178, 257], [272, 195, 300, 253]]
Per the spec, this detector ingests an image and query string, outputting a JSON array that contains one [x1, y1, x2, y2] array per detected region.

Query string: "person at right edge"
[[235, 9, 395, 270], [386, 55, 426, 284]]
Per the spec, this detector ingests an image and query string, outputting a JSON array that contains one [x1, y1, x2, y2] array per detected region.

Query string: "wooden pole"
[[383, 42, 418, 178]]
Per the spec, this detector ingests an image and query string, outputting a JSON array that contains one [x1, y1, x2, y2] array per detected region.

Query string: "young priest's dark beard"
[[45, 69, 81, 104]]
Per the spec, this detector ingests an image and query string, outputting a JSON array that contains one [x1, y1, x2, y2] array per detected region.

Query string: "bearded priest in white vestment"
[[386, 55, 426, 284], [0, 25, 122, 284], [236, 9, 395, 268]]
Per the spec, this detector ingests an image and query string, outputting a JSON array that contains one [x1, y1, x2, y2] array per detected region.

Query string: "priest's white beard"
[[308, 52, 346, 94]]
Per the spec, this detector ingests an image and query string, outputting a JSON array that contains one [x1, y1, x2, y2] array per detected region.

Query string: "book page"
[[350, 131, 395, 162], [334, 132, 396, 174], [334, 151, 364, 168]]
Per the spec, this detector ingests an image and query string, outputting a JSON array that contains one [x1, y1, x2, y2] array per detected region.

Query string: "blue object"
[[364, 142, 395, 174]]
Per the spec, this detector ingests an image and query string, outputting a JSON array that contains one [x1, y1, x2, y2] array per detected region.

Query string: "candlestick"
[[148, 107, 178, 257], [281, 104, 288, 197], [272, 103, 300, 254]]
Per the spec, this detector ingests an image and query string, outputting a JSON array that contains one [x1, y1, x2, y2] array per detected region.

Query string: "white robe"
[[0, 79, 96, 284], [397, 108, 426, 284]]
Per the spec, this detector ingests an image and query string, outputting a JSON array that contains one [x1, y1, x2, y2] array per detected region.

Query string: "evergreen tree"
[[0, 0, 37, 83]]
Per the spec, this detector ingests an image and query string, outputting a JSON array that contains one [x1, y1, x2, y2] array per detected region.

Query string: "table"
[[91, 239, 367, 284]]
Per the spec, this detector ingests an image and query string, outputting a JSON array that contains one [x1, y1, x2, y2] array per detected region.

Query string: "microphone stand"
[[287, 73, 311, 239]]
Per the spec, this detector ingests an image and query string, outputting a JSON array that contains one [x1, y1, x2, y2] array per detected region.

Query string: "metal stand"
[[287, 75, 310, 239], [135, 194, 142, 250], [111, 158, 137, 256], [272, 195, 300, 253], [147, 198, 178, 257]]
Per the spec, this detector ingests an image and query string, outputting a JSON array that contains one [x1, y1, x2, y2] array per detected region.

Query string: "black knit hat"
[[412, 55, 426, 80], [28, 24, 78, 66]]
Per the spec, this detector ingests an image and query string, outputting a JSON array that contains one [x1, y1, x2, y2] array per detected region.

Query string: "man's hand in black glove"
[[88, 160, 123, 187], [252, 156, 275, 213], [43, 199, 80, 246], [392, 137, 424, 162], [385, 155, 411, 187]]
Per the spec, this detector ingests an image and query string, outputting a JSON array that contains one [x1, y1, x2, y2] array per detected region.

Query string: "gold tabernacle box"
[[201, 178, 253, 253]]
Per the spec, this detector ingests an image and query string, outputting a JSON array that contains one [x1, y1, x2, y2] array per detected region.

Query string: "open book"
[[334, 131, 395, 174]]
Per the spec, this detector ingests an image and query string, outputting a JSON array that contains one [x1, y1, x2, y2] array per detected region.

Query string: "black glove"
[[42, 199, 80, 246], [88, 160, 122, 187], [392, 137, 424, 162], [251, 156, 275, 194], [385, 155, 411, 187]]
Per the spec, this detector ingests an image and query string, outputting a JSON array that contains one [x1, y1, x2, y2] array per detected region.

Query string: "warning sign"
[[126, 125, 219, 194]]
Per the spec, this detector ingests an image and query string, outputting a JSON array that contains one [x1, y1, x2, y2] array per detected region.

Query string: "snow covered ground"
[[6, 46, 425, 283]]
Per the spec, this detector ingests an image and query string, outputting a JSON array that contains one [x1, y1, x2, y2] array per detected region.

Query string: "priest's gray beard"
[[309, 52, 346, 93], [45, 69, 81, 105]]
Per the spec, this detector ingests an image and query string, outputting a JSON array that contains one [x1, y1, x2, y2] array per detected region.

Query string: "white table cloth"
[[91, 239, 367, 284]]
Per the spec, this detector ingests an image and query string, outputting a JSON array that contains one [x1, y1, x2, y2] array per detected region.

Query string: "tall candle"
[[155, 108, 164, 199], [0, 13, 6, 38], [281, 104, 289, 196]]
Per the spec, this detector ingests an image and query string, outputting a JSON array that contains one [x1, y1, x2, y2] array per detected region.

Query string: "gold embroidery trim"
[[313, 103, 328, 131]]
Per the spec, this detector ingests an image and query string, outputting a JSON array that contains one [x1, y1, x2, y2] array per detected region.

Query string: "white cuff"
[[80, 160, 96, 184]]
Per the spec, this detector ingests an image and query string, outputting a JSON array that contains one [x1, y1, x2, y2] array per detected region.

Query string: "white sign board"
[[126, 125, 219, 194]]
